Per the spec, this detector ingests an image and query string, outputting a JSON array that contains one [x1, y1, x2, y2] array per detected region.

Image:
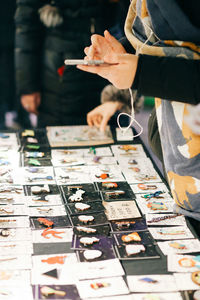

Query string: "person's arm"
[[132, 54, 200, 105]]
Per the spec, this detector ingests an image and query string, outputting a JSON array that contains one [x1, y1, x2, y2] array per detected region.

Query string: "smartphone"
[[64, 59, 113, 66]]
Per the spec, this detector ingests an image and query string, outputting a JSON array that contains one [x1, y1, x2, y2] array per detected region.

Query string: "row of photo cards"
[[0, 127, 198, 300]]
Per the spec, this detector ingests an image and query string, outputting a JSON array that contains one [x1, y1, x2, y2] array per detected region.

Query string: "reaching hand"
[[77, 53, 138, 89], [84, 30, 126, 61], [87, 101, 123, 132], [21, 92, 41, 115]]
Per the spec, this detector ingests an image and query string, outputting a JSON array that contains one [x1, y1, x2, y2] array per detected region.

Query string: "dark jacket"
[[0, 1, 16, 111], [15, 0, 122, 126]]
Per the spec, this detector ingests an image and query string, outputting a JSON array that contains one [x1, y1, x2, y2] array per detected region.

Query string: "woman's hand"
[[21, 92, 41, 115], [87, 101, 123, 132], [84, 30, 126, 61], [77, 53, 138, 89]]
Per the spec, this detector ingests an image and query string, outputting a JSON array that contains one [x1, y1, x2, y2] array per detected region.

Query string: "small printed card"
[[0, 269, 30, 286], [29, 205, 67, 217], [26, 184, 60, 196], [0, 184, 25, 195], [82, 147, 113, 157], [30, 215, 71, 229], [77, 246, 116, 262], [136, 198, 174, 214], [146, 213, 186, 226], [31, 254, 78, 285], [32, 253, 77, 269], [130, 182, 169, 194], [96, 181, 132, 192], [32, 228, 73, 243], [173, 273, 200, 291], [68, 258, 125, 280], [158, 239, 200, 255], [72, 235, 114, 251], [122, 169, 161, 185], [114, 244, 160, 260], [62, 183, 96, 194], [0, 204, 28, 216], [0, 216, 30, 228], [168, 254, 200, 273], [104, 200, 141, 220], [110, 218, 147, 233], [0, 241, 33, 255], [101, 188, 135, 202], [113, 230, 154, 246], [127, 274, 178, 292], [70, 212, 108, 227], [76, 276, 129, 299], [54, 166, 92, 185], [26, 194, 63, 207], [33, 284, 80, 300], [111, 144, 146, 157], [0, 254, 32, 270], [0, 285, 33, 300], [64, 191, 102, 204], [131, 292, 182, 300], [13, 167, 56, 185], [73, 224, 111, 237], [67, 201, 104, 215], [90, 165, 125, 183], [0, 228, 32, 242], [149, 226, 194, 240]]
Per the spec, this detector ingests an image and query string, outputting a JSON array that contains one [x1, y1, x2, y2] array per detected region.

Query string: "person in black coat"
[[15, 0, 128, 127], [0, 1, 16, 129]]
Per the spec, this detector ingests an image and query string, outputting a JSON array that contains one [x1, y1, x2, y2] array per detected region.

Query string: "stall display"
[[0, 127, 198, 300]]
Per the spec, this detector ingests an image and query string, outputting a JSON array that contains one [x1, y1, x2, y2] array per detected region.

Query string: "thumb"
[[100, 114, 110, 132]]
